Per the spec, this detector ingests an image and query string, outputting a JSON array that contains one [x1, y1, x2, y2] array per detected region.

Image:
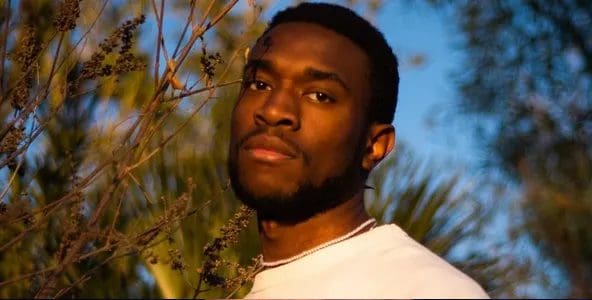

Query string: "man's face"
[[228, 22, 372, 222]]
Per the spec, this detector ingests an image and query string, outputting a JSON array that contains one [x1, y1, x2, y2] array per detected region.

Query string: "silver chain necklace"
[[261, 218, 377, 268]]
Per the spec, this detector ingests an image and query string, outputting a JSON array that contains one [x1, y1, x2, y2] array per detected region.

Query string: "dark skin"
[[229, 22, 395, 263]]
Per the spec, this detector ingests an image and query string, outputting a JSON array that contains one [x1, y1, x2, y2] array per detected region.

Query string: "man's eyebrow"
[[242, 60, 351, 92], [243, 59, 274, 75], [303, 67, 350, 92]]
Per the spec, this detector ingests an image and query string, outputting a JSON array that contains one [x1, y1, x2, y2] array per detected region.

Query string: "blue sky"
[[377, 2, 474, 164]]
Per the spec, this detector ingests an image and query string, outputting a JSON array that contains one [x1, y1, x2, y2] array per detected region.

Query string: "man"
[[227, 2, 489, 298]]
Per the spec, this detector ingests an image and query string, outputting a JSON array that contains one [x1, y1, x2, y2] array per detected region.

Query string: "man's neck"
[[258, 192, 372, 263]]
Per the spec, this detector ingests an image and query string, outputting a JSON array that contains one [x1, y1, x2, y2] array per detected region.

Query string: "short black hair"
[[264, 2, 399, 124]]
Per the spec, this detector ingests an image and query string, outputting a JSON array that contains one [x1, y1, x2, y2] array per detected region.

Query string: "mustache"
[[237, 127, 305, 159]]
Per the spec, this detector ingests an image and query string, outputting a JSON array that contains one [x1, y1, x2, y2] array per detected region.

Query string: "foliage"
[[0, 0, 525, 298], [0, 0, 266, 297], [424, 0, 592, 297]]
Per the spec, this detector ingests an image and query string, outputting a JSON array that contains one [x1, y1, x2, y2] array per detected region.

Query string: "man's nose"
[[254, 87, 300, 130]]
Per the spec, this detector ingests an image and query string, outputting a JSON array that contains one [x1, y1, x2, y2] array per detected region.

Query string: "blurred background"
[[0, 0, 590, 298]]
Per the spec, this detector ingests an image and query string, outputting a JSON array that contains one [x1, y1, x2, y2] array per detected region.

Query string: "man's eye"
[[248, 80, 271, 91], [304, 91, 334, 103]]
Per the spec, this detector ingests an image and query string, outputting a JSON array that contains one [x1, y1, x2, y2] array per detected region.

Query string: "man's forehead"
[[251, 22, 364, 56], [248, 22, 369, 72]]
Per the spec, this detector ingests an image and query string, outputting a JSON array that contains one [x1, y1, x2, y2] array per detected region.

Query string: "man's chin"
[[232, 180, 348, 225], [232, 182, 303, 222], [238, 195, 314, 225], [228, 156, 360, 224]]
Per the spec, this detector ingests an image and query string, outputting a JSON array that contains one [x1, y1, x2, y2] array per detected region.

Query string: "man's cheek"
[[230, 108, 248, 141]]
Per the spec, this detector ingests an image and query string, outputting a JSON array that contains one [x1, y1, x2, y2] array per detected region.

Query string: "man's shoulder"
[[342, 224, 490, 298]]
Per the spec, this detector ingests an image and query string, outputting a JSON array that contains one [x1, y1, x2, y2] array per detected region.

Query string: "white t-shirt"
[[245, 224, 489, 299]]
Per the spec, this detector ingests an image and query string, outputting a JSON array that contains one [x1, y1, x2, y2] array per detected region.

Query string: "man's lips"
[[241, 134, 299, 162], [247, 148, 293, 160]]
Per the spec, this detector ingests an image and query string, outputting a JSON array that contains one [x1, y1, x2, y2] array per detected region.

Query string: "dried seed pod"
[[81, 15, 146, 80], [0, 126, 25, 155], [53, 0, 81, 32], [168, 248, 186, 271], [8, 26, 41, 111]]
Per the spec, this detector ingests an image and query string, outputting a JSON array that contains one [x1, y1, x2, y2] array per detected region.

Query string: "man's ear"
[[362, 124, 395, 172]]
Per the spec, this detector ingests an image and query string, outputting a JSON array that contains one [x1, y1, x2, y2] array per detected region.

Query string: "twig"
[[124, 147, 160, 173], [52, 272, 92, 298], [163, 79, 241, 102], [224, 264, 264, 299], [29, 158, 113, 222], [88, 173, 124, 226], [172, 0, 197, 58], [0, 265, 59, 289], [53, 250, 121, 298], [132, 44, 244, 158], [151, 0, 165, 88], [193, 272, 204, 299], [67, 81, 107, 99], [0, 157, 113, 253], [0, 153, 24, 201], [107, 186, 126, 245], [134, 84, 217, 164], [0, 0, 11, 99], [195, 0, 216, 31], [127, 172, 155, 204], [40, 32, 66, 101], [155, 0, 236, 98], [178, 0, 238, 74]]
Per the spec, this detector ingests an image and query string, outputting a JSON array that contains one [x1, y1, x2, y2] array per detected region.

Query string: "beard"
[[228, 158, 362, 224], [228, 138, 365, 225]]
